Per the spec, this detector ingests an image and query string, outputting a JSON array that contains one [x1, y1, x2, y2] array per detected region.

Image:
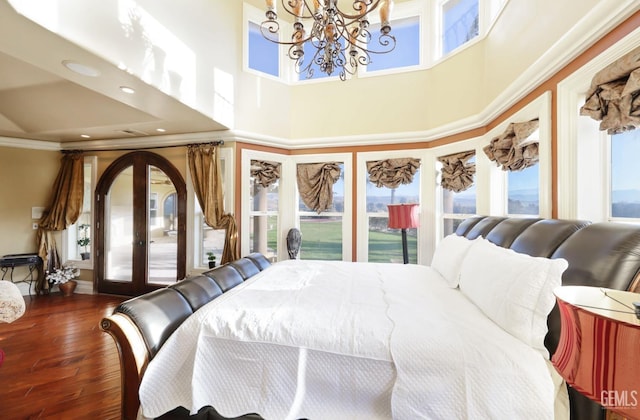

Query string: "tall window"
[[441, 0, 479, 56], [298, 163, 344, 260], [442, 155, 476, 236], [610, 130, 640, 219], [65, 156, 95, 265], [192, 149, 232, 268], [366, 169, 420, 263], [249, 161, 280, 262]]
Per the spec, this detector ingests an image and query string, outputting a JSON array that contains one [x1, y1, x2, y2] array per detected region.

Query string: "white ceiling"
[[0, 0, 227, 146]]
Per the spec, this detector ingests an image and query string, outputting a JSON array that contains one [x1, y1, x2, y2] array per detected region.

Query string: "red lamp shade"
[[552, 286, 640, 419], [387, 203, 420, 229]]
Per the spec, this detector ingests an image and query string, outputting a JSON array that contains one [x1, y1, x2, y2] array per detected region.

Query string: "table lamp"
[[387, 203, 419, 264]]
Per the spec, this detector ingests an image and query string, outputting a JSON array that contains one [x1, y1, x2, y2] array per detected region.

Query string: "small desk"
[[0, 253, 43, 295], [552, 286, 640, 420]]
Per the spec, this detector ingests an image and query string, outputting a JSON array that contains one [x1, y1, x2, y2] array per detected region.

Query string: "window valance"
[[366, 158, 421, 189], [437, 150, 476, 193], [250, 160, 281, 188], [296, 162, 342, 214], [580, 46, 640, 134], [484, 119, 539, 171]]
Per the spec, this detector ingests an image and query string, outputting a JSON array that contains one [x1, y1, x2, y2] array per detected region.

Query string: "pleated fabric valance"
[[296, 162, 342, 214], [484, 119, 539, 171], [437, 150, 476, 193], [366, 158, 421, 189], [250, 160, 281, 188], [580, 45, 640, 134]]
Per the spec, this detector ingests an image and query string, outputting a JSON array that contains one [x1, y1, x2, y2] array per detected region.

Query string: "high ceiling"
[[0, 0, 227, 146]]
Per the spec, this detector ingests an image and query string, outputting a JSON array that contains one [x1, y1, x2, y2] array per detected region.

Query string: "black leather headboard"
[[456, 216, 640, 420]]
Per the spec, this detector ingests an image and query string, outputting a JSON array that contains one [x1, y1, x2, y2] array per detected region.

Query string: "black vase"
[[208, 261, 216, 269]]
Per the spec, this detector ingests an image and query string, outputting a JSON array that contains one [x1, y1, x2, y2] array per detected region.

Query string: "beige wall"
[[0, 146, 60, 280]]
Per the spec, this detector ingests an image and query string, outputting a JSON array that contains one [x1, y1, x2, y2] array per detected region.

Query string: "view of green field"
[[259, 218, 417, 263]]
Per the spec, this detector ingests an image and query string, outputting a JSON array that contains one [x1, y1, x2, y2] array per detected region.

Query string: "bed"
[[101, 216, 640, 420]]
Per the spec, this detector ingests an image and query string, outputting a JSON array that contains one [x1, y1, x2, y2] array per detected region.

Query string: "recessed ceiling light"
[[80, 134, 91, 139], [62, 60, 100, 77], [120, 86, 135, 94], [156, 128, 166, 133]]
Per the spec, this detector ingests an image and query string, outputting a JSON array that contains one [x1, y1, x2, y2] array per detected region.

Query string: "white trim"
[[0, 136, 61, 150]]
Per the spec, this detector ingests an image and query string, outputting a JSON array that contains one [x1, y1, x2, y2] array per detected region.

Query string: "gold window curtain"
[[187, 144, 239, 264], [580, 45, 640, 134], [250, 160, 281, 188], [36, 151, 84, 294], [437, 151, 476, 193], [296, 162, 341, 213], [483, 119, 539, 171], [366, 158, 421, 189]]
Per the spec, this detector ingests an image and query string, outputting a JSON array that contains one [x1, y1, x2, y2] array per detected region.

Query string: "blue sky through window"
[[248, 21, 279, 77], [443, 0, 479, 55], [611, 130, 640, 218], [367, 16, 420, 72]]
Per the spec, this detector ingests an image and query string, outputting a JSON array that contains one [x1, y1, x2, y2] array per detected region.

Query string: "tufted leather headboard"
[[455, 216, 640, 420]]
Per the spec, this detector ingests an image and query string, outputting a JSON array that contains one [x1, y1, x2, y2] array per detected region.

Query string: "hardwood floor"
[[0, 292, 126, 419]]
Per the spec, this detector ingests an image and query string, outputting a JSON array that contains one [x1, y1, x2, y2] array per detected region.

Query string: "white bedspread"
[[139, 260, 556, 419]]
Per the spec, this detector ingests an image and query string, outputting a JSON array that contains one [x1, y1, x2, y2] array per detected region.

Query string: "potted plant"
[[46, 263, 80, 296], [77, 224, 91, 260], [206, 252, 217, 269]]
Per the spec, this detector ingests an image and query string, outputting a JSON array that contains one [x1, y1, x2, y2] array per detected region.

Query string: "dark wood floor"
[[0, 292, 126, 419]]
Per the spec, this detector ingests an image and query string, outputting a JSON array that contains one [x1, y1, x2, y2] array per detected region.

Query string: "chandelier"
[[262, 0, 396, 81]]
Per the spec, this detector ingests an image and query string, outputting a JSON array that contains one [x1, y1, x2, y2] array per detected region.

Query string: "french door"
[[95, 151, 186, 296]]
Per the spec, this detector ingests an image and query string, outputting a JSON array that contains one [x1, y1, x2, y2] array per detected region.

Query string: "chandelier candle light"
[[263, 0, 396, 80]]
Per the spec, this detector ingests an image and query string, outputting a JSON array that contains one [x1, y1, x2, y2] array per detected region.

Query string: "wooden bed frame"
[[101, 218, 640, 420]]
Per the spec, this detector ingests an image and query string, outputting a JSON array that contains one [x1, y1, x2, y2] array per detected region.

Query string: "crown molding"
[[0, 136, 60, 151]]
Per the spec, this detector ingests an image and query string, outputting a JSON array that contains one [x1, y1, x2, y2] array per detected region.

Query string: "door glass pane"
[[107, 167, 133, 282], [148, 166, 177, 284]]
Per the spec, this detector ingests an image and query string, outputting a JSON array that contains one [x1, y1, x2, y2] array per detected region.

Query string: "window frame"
[[243, 0, 509, 84], [356, 149, 426, 263], [243, 3, 283, 82], [556, 30, 640, 222], [242, 151, 285, 262], [187, 146, 234, 272], [62, 155, 97, 269], [358, 1, 427, 79], [293, 154, 352, 261], [438, 0, 480, 58]]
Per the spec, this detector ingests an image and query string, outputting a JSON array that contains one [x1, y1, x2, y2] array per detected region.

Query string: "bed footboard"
[[101, 313, 150, 420], [101, 254, 272, 419]]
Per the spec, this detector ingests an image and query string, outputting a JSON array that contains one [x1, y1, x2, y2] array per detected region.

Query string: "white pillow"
[[459, 238, 568, 357], [431, 234, 477, 288]]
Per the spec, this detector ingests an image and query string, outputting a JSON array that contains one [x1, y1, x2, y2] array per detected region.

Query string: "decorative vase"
[[208, 261, 216, 269], [59, 280, 77, 296]]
